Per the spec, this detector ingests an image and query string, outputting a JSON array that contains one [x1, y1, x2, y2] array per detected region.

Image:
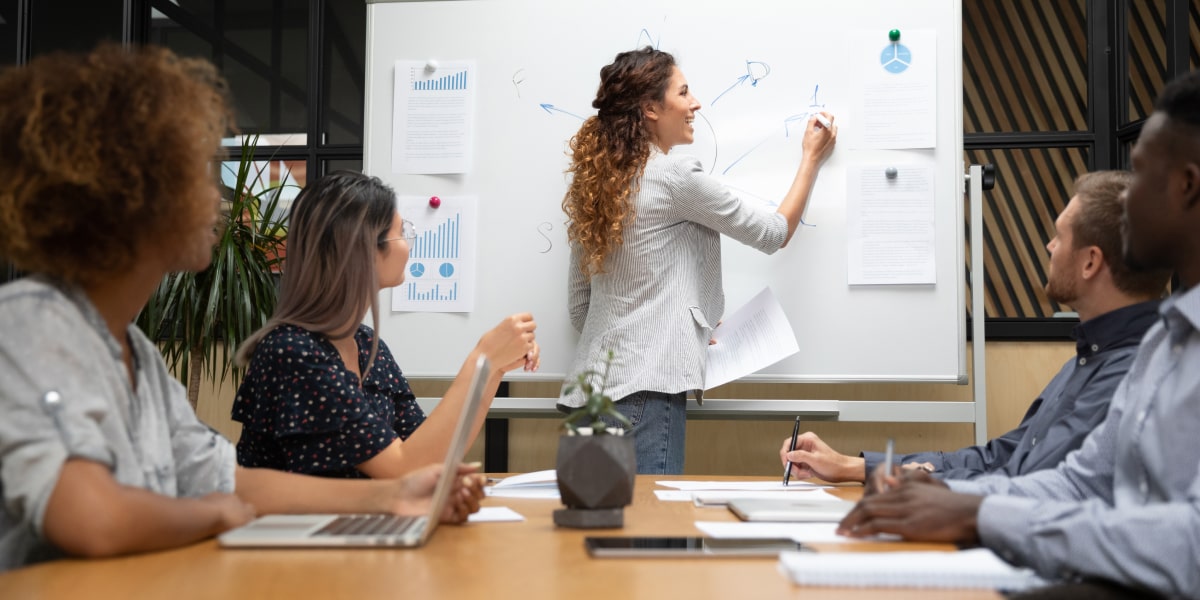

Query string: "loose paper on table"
[[653, 488, 841, 505], [695, 521, 895, 544], [467, 506, 526, 523]]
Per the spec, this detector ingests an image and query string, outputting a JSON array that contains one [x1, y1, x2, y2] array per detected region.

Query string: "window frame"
[[970, 0, 1191, 339]]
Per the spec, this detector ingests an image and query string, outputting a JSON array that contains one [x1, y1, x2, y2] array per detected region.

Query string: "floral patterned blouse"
[[232, 323, 426, 478]]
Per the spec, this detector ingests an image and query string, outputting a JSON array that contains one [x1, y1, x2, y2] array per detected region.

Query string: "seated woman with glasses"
[[231, 171, 540, 479]]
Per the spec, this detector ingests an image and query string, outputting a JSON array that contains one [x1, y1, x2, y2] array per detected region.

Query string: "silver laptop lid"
[[413, 353, 491, 544]]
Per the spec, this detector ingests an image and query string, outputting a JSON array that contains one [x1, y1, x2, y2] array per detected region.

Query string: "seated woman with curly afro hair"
[[0, 43, 485, 572]]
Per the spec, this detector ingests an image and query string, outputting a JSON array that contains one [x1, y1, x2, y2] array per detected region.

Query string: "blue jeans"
[[601, 390, 687, 475]]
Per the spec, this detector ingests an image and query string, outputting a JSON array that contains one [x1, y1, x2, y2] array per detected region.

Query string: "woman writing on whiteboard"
[[232, 171, 540, 479], [559, 47, 837, 474]]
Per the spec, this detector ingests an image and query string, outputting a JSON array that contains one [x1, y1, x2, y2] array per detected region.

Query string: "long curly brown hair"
[[0, 43, 232, 286], [563, 47, 676, 277]]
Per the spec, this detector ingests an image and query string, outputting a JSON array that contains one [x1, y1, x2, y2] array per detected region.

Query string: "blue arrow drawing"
[[539, 103, 586, 121], [710, 60, 771, 106]]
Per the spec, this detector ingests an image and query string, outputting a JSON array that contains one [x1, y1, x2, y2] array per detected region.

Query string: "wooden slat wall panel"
[[964, 1, 1088, 318], [1191, 0, 1200, 70], [965, 148, 1088, 318], [963, 0, 1087, 133], [1128, 0, 1168, 122]]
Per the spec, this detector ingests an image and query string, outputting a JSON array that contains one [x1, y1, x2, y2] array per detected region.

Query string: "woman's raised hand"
[[478, 313, 538, 373], [802, 111, 837, 166]]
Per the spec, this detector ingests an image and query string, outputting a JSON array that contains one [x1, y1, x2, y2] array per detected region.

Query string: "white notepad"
[[778, 548, 1047, 591], [727, 497, 856, 522]]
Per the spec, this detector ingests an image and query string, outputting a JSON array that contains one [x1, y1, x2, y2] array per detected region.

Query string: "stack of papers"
[[485, 469, 561, 500], [778, 548, 1047, 590], [655, 480, 828, 491]]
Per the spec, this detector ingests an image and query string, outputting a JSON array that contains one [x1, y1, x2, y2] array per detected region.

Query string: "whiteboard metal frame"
[[364, 0, 968, 384], [370, 0, 988, 442], [969, 164, 988, 444]]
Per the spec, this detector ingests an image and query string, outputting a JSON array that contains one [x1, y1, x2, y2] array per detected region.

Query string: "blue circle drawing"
[[880, 43, 912, 74], [409, 262, 426, 278], [439, 262, 455, 277]]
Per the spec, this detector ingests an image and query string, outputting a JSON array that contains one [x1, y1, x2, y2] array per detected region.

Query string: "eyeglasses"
[[380, 219, 418, 244]]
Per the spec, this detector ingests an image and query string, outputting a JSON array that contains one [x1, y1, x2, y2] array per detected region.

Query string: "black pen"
[[782, 416, 801, 486]]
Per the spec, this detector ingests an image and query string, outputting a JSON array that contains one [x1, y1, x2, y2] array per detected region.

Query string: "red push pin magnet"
[[429, 195, 441, 208]]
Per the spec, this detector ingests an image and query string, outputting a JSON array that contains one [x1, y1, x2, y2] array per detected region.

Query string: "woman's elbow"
[[46, 518, 126, 558]]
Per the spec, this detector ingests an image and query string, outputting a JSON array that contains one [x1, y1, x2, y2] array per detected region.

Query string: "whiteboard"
[[364, 0, 965, 383]]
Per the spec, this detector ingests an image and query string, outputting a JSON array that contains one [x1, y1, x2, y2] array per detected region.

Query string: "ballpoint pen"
[[880, 438, 895, 491], [783, 416, 801, 486]]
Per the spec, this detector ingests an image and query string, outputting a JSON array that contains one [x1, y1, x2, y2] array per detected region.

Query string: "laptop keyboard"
[[315, 515, 420, 537]]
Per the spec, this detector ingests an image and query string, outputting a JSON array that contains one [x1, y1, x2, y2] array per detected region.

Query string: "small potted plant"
[[554, 350, 637, 529]]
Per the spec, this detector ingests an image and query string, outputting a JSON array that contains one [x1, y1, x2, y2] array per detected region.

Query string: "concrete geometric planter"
[[553, 432, 636, 528]]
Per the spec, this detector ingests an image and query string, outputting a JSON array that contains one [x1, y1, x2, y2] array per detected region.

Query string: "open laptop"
[[218, 354, 491, 548], [726, 497, 856, 523]]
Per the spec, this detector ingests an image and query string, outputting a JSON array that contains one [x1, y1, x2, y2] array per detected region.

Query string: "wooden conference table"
[[0, 476, 1002, 600]]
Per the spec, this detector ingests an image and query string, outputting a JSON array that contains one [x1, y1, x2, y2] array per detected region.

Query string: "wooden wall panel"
[[1129, 0, 1168, 122], [965, 147, 1087, 318], [963, 0, 1087, 133]]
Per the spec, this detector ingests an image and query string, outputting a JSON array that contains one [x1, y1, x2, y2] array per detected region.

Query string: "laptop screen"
[[414, 353, 491, 543]]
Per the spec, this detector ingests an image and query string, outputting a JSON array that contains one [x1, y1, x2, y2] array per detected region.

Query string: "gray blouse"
[[0, 276, 236, 571], [561, 150, 788, 406]]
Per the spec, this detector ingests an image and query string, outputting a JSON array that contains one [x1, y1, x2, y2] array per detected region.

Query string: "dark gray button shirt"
[[0, 276, 236, 572], [863, 300, 1160, 480]]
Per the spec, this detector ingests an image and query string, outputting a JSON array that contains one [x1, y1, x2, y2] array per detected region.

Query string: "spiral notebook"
[[778, 548, 1047, 591]]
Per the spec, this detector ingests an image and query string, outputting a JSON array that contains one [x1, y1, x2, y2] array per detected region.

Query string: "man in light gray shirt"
[[836, 69, 1200, 600]]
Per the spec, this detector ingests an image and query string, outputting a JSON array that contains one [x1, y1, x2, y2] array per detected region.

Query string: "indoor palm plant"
[[137, 135, 290, 409], [555, 350, 637, 528]]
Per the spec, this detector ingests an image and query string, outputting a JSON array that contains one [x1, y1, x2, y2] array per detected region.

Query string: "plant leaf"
[[134, 134, 289, 406]]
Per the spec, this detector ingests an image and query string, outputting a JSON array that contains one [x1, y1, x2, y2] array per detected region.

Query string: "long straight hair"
[[236, 171, 398, 377]]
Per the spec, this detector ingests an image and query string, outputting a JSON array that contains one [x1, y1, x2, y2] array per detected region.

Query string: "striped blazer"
[[559, 150, 788, 407]]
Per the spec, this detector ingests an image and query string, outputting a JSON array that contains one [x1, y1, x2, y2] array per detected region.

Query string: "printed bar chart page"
[[392, 60, 476, 174], [391, 195, 477, 313]]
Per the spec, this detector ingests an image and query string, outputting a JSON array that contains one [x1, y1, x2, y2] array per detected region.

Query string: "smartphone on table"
[[584, 536, 808, 558]]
